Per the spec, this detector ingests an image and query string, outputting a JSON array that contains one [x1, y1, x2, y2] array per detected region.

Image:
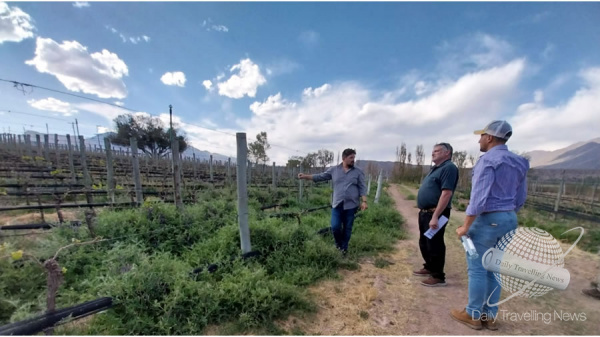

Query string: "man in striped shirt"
[[450, 120, 529, 331]]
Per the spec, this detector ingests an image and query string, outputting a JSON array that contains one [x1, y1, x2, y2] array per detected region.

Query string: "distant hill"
[[23, 131, 231, 162], [524, 137, 600, 169]]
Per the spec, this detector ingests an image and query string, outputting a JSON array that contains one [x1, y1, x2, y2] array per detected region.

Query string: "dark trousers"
[[330, 203, 358, 251], [418, 208, 451, 281]]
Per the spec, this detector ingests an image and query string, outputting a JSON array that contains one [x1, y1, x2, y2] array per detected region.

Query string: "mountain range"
[[18, 131, 600, 170], [524, 137, 600, 169]]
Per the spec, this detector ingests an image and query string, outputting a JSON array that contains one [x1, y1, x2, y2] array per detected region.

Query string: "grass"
[[374, 257, 393, 268], [0, 184, 406, 334], [518, 207, 600, 253]]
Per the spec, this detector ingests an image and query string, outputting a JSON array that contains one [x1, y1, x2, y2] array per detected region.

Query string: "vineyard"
[[0, 132, 405, 334]]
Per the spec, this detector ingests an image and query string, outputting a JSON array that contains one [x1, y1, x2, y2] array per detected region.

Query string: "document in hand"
[[424, 215, 449, 239]]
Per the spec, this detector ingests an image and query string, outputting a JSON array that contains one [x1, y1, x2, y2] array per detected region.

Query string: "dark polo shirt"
[[416, 159, 459, 210]]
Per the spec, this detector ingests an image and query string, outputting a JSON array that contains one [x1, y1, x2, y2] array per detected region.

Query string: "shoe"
[[582, 288, 600, 300], [449, 308, 482, 330], [420, 277, 447, 287], [481, 316, 499, 331], [412, 268, 431, 277]]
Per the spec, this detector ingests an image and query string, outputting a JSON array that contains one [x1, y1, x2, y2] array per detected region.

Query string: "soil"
[[280, 184, 600, 335]]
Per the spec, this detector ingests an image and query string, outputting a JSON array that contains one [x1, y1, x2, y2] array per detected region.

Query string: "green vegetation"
[[518, 207, 600, 253], [0, 184, 405, 334]]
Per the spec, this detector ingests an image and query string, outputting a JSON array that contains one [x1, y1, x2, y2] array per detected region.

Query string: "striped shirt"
[[466, 144, 529, 216], [312, 164, 367, 210]]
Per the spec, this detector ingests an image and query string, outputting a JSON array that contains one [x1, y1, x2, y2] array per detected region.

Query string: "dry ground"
[[280, 184, 600, 335]]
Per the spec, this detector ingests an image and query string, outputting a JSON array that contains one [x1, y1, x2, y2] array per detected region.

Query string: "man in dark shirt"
[[414, 143, 459, 287], [298, 148, 368, 255]]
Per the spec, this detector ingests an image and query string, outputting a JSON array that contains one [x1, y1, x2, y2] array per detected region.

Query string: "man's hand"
[[456, 225, 468, 238], [360, 201, 368, 211], [298, 173, 307, 180], [429, 216, 439, 230]]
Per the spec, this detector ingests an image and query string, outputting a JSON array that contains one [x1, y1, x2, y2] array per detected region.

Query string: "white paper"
[[424, 215, 449, 239]]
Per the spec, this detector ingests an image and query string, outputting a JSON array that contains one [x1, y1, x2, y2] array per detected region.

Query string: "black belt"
[[419, 208, 437, 213]]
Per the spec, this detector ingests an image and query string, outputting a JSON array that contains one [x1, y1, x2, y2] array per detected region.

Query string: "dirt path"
[[282, 184, 600, 335]]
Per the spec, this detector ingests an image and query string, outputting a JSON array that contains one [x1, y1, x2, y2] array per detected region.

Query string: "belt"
[[481, 210, 514, 215], [419, 208, 437, 213]]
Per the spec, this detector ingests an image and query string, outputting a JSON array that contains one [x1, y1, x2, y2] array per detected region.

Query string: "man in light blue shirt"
[[298, 148, 368, 255], [451, 120, 529, 331]]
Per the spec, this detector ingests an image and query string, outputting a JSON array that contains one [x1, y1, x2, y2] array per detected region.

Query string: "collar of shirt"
[[431, 158, 452, 171], [481, 144, 508, 158]]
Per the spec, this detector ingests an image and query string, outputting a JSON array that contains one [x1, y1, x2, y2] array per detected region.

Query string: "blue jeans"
[[330, 203, 358, 251], [466, 211, 517, 319]]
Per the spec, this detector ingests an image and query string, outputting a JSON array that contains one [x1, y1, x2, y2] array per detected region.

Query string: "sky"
[[1, 1, 599, 165]]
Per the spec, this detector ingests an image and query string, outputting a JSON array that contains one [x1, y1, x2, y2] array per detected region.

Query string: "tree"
[[453, 151, 467, 169], [286, 156, 303, 168], [248, 131, 271, 165], [301, 152, 318, 169], [416, 144, 425, 182], [394, 142, 408, 180], [468, 153, 477, 167], [317, 149, 334, 169], [110, 114, 187, 159], [453, 150, 468, 190], [407, 152, 412, 165]]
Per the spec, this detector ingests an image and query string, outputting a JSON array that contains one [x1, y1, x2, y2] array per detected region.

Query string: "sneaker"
[[481, 316, 499, 331], [582, 288, 600, 300], [449, 308, 482, 330], [420, 277, 447, 287], [412, 268, 431, 277]]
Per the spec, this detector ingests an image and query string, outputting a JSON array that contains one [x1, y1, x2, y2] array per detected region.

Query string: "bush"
[[1, 184, 406, 334]]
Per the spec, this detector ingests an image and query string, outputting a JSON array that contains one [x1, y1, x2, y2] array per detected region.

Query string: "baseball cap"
[[473, 120, 513, 140]]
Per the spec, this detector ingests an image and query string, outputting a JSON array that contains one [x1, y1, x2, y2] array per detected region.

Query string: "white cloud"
[[27, 97, 78, 116], [75, 103, 128, 122], [436, 33, 514, 76], [211, 25, 228, 32], [0, 2, 35, 44], [73, 2, 90, 8], [510, 66, 600, 152], [236, 60, 526, 165], [202, 18, 229, 32], [414, 81, 430, 96], [74, 103, 146, 123], [512, 11, 551, 26], [26, 37, 129, 99], [302, 83, 331, 99], [114, 101, 124, 106], [97, 126, 110, 133], [105, 25, 150, 44], [265, 58, 300, 76], [161, 71, 186, 87], [249, 93, 296, 116], [299, 30, 319, 48], [217, 59, 266, 98], [202, 80, 213, 91], [541, 43, 555, 61], [157, 113, 238, 158]]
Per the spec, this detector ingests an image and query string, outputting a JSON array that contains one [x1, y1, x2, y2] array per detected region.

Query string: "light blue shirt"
[[312, 164, 367, 210], [466, 145, 529, 216]]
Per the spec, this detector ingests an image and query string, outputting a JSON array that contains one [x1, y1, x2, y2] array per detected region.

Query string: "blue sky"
[[1, 1, 599, 164]]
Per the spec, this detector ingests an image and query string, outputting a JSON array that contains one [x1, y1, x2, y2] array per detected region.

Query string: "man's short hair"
[[435, 142, 453, 159], [342, 148, 356, 159]]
